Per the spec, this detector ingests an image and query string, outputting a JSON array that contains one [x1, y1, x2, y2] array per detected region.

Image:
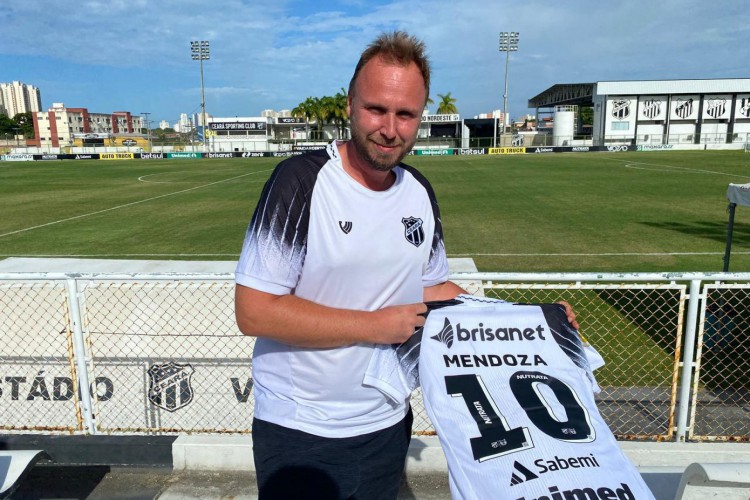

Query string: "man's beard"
[[349, 119, 415, 172]]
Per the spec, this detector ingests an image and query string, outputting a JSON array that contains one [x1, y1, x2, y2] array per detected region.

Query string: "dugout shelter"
[[723, 183, 750, 271]]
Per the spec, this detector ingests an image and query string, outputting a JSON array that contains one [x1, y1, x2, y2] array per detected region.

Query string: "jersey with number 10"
[[418, 299, 654, 500]]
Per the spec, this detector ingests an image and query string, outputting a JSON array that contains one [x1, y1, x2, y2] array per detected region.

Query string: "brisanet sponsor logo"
[[207, 152, 233, 158], [455, 319, 547, 342]]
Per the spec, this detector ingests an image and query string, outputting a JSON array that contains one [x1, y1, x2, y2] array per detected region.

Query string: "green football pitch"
[[1, 150, 749, 273]]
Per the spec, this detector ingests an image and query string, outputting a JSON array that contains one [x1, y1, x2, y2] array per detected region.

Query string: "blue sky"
[[1, 0, 748, 127]]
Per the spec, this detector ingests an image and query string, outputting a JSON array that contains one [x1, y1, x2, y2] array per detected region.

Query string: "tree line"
[[0, 112, 34, 140], [290, 90, 459, 140]]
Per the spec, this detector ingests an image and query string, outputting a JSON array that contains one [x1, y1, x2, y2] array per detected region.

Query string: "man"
[[235, 31, 573, 499], [235, 31, 461, 499]]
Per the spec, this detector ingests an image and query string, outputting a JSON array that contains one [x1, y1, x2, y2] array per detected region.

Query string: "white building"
[[31, 103, 143, 149], [529, 79, 750, 146], [206, 116, 270, 151], [159, 120, 170, 130], [0, 81, 42, 117]]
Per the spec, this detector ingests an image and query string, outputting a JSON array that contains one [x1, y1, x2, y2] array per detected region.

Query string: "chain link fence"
[[1, 272, 748, 441], [690, 284, 750, 440], [0, 281, 82, 432]]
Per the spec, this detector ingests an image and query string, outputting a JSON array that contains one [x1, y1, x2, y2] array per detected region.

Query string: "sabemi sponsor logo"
[[517, 482, 636, 500], [534, 453, 600, 474]]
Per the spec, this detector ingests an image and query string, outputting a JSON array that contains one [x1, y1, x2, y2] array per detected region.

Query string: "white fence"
[[1, 272, 749, 442]]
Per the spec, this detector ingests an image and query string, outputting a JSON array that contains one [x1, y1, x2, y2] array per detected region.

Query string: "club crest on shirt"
[[402, 216, 424, 247], [339, 221, 352, 234]]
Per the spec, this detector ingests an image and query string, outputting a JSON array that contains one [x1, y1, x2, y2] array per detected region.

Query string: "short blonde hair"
[[348, 31, 431, 101]]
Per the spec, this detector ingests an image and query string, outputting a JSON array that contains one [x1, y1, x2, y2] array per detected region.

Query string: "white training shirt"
[[367, 296, 654, 500], [235, 141, 449, 438]]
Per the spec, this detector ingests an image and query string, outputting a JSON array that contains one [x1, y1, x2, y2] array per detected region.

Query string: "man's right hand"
[[371, 303, 428, 344]]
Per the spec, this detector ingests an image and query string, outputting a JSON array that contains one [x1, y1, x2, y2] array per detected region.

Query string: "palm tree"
[[291, 99, 313, 140], [329, 88, 349, 139], [292, 97, 324, 140], [436, 93, 458, 115]]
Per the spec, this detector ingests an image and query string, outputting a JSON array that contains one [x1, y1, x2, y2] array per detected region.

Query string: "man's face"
[[348, 56, 426, 172]]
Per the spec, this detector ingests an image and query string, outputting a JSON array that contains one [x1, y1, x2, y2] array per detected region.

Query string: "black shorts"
[[252, 408, 413, 500]]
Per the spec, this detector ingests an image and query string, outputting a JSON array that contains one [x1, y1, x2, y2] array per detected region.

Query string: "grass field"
[[1, 150, 750, 273]]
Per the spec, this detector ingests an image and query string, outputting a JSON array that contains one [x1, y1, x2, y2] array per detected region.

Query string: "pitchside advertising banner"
[[414, 148, 455, 156], [166, 152, 202, 159], [100, 153, 134, 160], [489, 147, 526, 155], [1, 154, 35, 161]]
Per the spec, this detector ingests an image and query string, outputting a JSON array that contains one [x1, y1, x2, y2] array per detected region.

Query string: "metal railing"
[[1, 271, 749, 441], [9, 131, 748, 155]]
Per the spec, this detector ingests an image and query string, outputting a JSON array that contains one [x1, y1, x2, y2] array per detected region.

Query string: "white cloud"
[[1, 0, 748, 120]]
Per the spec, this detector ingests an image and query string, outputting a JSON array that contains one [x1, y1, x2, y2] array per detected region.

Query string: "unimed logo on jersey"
[[515, 482, 636, 500]]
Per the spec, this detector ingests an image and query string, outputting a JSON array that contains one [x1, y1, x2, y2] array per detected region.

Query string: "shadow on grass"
[[640, 219, 750, 246]]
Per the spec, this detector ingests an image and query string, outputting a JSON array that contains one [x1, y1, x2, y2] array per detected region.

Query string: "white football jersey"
[[235, 141, 449, 438], [368, 296, 654, 500]]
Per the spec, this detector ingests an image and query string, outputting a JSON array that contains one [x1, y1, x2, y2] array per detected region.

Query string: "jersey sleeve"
[[235, 156, 322, 294], [539, 303, 604, 393], [401, 164, 450, 287]]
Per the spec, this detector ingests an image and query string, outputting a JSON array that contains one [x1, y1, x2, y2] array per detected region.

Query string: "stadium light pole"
[[141, 112, 151, 151], [498, 31, 519, 147], [191, 40, 210, 151]]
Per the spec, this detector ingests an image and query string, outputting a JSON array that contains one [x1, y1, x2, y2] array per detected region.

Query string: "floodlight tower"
[[498, 31, 519, 146], [191, 40, 210, 150], [141, 112, 151, 151]]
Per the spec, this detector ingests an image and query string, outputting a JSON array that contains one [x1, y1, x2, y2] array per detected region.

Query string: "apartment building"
[[0, 81, 42, 117], [30, 103, 144, 148]]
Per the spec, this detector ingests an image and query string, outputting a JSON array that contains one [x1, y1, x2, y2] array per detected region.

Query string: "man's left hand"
[[557, 301, 579, 330]]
